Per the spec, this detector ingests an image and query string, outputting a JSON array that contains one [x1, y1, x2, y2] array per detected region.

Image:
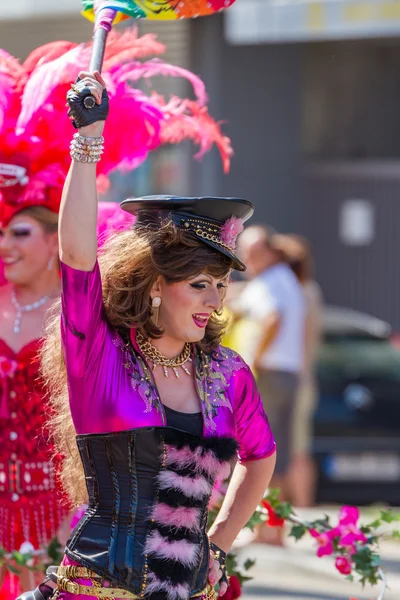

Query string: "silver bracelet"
[[70, 134, 104, 163], [70, 151, 102, 164], [73, 133, 104, 146]]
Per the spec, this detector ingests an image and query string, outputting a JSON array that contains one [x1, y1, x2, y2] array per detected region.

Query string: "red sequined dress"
[[0, 338, 68, 552]]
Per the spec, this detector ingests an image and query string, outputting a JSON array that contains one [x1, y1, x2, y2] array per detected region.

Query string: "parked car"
[[313, 306, 400, 505]]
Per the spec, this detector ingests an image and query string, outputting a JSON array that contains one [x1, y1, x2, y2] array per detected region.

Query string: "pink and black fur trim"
[[144, 433, 237, 600]]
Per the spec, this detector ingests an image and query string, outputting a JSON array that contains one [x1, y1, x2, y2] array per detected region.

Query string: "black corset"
[[66, 427, 237, 600]]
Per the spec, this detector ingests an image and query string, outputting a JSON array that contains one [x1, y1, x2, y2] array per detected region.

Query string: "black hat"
[[120, 195, 254, 271]]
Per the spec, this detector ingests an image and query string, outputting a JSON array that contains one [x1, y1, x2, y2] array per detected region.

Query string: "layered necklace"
[[136, 331, 192, 379], [11, 289, 51, 334]]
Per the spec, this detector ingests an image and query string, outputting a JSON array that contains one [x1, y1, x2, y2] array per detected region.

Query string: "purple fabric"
[[95, 6, 118, 32], [60, 261, 275, 462]]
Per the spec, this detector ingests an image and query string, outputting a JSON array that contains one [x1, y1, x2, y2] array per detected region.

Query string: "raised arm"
[[59, 70, 108, 271]]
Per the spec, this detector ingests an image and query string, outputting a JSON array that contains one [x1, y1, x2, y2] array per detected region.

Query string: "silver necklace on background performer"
[[11, 289, 51, 334]]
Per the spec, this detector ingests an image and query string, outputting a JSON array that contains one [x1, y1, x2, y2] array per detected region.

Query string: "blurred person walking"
[[275, 235, 323, 508], [237, 226, 306, 545]]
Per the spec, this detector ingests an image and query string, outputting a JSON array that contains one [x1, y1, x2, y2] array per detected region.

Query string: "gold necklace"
[[136, 331, 192, 379]]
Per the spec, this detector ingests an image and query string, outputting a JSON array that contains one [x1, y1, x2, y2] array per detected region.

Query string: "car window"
[[317, 337, 400, 387]]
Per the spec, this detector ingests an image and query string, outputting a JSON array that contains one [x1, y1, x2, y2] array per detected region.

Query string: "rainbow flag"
[[82, 0, 236, 22]]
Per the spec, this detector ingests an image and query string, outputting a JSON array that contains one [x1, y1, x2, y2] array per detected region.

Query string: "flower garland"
[[208, 487, 400, 600], [0, 537, 63, 577], [1, 491, 399, 600]]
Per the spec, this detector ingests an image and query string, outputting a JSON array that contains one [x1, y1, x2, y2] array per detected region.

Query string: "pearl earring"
[[151, 297, 161, 327]]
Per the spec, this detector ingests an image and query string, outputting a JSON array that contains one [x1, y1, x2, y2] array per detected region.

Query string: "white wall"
[[1, 0, 81, 20]]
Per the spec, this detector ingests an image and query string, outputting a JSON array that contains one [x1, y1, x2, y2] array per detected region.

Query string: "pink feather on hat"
[[220, 216, 244, 249]]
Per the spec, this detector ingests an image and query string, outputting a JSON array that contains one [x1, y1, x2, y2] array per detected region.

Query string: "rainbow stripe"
[[82, 0, 236, 22]]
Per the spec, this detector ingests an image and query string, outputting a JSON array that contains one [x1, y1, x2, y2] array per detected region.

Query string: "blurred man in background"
[[275, 234, 323, 508], [236, 225, 306, 544]]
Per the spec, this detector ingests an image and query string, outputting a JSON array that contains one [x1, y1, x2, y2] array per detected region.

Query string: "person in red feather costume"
[[0, 28, 232, 597]]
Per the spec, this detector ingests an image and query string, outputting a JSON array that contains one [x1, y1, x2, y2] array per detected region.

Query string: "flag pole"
[[90, 7, 117, 72], [84, 6, 117, 108], [90, 26, 109, 72]]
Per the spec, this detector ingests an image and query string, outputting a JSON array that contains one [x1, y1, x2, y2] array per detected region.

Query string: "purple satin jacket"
[[60, 261, 275, 463]]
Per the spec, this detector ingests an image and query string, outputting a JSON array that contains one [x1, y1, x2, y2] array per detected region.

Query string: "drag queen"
[[1, 29, 231, 597], [29, 71, 277, 600]]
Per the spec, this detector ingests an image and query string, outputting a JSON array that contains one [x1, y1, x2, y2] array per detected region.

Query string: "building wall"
[[303, 39, 400, 159], [190, 22, 400, 328], [189, 15, 305, 232], [305, 161, 400, 329], [302, 40, 400, 328], [0, 16, 92, 58]]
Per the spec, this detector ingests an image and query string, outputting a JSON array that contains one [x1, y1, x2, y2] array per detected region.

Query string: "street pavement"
[[232, 508, 400, 600]]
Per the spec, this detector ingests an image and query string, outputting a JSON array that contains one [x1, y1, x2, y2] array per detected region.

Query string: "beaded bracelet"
[[70, 133, 104, 164]]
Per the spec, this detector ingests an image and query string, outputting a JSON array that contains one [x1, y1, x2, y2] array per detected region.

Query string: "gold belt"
[[55, 566, 217, 600]]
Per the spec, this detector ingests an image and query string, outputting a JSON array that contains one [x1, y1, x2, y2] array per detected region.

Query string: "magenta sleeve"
[[233, 364, 276, 463], [60, 260, 107, 380]]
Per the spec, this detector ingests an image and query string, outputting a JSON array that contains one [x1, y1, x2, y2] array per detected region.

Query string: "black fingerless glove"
[[209, 540, 228, 584], [66, 79, 109, 129]]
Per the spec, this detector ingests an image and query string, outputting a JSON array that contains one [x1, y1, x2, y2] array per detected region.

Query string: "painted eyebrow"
[[190, 275, 212, 282], [9, 223, 35, 230]]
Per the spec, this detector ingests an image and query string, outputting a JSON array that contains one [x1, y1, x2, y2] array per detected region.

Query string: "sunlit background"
[[2, 1, 400, 597]]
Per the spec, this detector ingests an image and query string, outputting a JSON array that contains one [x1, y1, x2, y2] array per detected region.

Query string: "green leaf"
[[360, 525, 372, 534], [265, 488, 280, 501], [366, 519, 382, 530], [47, 537, 63, 564], [7, 564, 21, 575], [236, 573, 253, 585], [225, 552, 238, 575], [238, 575, 253, 584], [245, 510, 265, 531], [345, 574, 354, 583], [392, 530, 400, 539], [277, 502, 293, 519], [289, 524, 307, 541], [370, 554, 381, 567], [243, 558, 256, 571], [367, 535, 379, 544], [312, 515, 332, 529], [359, 575, 367, 587], [12, 551, 32, 566], [263, 489, 281, 509], [380, 510, 400, 523]]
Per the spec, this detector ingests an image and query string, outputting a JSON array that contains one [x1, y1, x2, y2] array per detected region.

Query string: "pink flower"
[[338, 506, 360, 526], [335, 556, 353, 575], [337, 506, 367, 553], [220, 217, 244, 250], [310, 528, 335, 557], [340, 531, 367, 554]]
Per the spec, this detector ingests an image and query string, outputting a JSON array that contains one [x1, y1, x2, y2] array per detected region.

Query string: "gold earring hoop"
[[151, 296, 161, 327]]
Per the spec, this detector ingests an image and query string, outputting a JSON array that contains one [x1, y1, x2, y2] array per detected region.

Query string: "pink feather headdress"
[[0, 27, 233, 227], [220, 216, 244, 250]]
